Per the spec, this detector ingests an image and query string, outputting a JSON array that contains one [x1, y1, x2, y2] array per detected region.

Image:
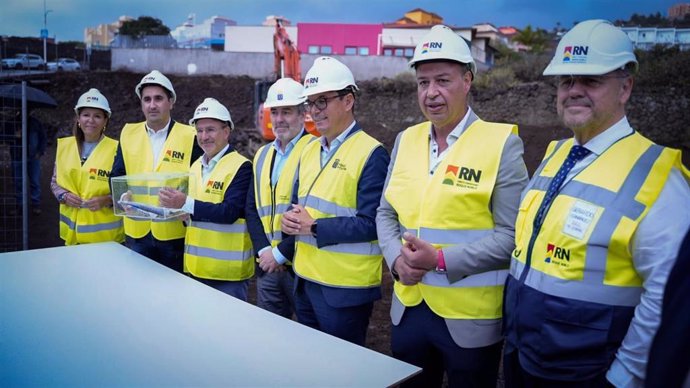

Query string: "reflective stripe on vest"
[[253, 134, 313, 248], [386, 120, 516, 319], [56, 136, 124, 245], [294, 130, 383, 288], [119, 121, 196, 240], [510, 133, 682, 307], [184, 151, 254, 281]]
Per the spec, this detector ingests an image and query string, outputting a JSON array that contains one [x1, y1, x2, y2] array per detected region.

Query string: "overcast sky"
[[0, 0, 679, 42]]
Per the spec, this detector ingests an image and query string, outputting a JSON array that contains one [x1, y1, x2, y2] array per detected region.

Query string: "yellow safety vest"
[[294, 131, 383, 288], [510, 133, 687, 306], [119, 121, 196, 240], [252, 135, 313, 251], [56, 136, 124, 245], [184, 151, 254, 281], [385, 120, 516, 319]]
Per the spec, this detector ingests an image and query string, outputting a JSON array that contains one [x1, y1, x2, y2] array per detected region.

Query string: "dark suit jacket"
[[646, 227, 690, 388]]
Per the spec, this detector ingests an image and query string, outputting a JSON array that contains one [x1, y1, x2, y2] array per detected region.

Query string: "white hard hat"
[[301, 56, 359, 97], [265, 78, 306, 108], [409, 25, 476, 75], [74, 88, 111, 117], [189, 98, 234, 129], [543, 19, 638, 76], [135, 70, 177, 103]]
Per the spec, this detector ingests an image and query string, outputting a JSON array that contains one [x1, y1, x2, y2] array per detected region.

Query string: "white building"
[[171, 15, 236, 49], [224, 25, 298, 53], [621, 27, 690, 50]]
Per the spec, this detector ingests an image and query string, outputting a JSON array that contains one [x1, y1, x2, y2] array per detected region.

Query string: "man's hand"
[[158, 187, 186, 209], [400, 232, 438, 271], [393, 255, 428, 285], [281, 204, 315, 235], [258, 250, 285, 273]]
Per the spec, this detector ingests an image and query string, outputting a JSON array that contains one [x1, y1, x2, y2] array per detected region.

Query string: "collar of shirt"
[[202, 144, 230, 171], [575, 116, 633, 156], [145, 119, 171, 137], [320, 121, 356, 168], [563, 116, 633, 184], [272, 128, 305, 157], [428, 108, 472, 175], [321, 120, 356, 153]]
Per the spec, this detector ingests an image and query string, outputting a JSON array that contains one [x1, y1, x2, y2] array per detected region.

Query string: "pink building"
[[297, 23, 382, 56]]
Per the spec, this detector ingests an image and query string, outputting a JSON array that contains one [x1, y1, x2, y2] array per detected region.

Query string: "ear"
[[462, 70, 472, 94], [344, 93, 355, 112], [619, 76, 633, 105]]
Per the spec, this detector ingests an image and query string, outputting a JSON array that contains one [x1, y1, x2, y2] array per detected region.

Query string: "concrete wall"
[[111, 48, 411, 80]]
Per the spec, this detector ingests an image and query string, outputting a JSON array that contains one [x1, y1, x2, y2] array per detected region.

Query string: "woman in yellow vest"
[[51, 88, 123, 245]]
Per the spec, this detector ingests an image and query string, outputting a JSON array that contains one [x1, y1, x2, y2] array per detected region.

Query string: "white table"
[[0, 242, 419, 387]]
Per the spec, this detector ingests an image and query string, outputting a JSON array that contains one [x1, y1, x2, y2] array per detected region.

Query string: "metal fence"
[[0, 81, 28, 251]]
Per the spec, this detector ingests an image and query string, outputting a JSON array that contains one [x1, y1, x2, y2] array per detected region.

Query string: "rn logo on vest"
[[442, 164, 482, 189], [88, 168, 110, 182], [545, 243, 570, 266], [162, 149, 185, 164], [205, 180, 224, 194], [563, 46, 589, 64]]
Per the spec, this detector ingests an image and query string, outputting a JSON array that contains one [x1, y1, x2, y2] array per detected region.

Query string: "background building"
[[669, 3, 690, 20], [622, 26, 690, 50], [84, 16, 133, 48], [171, 15, 236, 50]]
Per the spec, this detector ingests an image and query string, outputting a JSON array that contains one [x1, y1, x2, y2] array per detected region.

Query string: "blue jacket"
[[192, 145, 252, 225]]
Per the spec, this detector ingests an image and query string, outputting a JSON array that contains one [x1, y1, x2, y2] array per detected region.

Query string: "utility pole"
[[42, 0, 53, 64]]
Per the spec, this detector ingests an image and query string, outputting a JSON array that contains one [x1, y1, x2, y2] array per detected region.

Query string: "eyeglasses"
[[556, 73, 630, 90], [304, 93, 346, 111]]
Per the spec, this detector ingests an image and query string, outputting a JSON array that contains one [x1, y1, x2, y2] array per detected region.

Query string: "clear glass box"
[[111, 172, 191, 220]]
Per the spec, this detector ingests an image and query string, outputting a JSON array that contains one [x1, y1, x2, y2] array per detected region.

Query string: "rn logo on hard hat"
[[562, 45, 589, 64], [196, 107, 209, 114], [421, 41, 443, 54], [305, 77, 319, 88], [277, 93, 284, 101], [86, 96, 99, 102]]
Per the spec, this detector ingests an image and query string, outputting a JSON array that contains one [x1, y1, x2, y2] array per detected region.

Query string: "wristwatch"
[[58, 192, 67, 204], [310, 221, 318, 237]]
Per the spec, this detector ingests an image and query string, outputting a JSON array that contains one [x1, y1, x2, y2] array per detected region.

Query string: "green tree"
[[513, 25, 550, 53], [119, 16, 171, 39]]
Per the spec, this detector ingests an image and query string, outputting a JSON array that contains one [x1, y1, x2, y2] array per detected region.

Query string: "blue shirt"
[[271, 129, 305, 186], [320, 120, 357, 168]]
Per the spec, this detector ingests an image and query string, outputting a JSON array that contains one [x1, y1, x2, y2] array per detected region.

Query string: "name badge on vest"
[[563, 200, 598, 240]]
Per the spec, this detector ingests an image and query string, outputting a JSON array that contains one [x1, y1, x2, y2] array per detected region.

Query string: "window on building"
[[320, 45, 332, 54], [308, 45, 319, 54], [345, 46, 357, 55], [394, 48, 404, 56], [404, 48, 414, 57], [383, 49, 393, 56], [359, 47, 369, 56]]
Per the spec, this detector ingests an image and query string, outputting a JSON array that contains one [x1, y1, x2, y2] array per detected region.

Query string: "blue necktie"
[[533, 145, 591, 228]]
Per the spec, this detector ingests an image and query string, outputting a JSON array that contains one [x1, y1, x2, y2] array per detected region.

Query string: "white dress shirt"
[[146, 119, 171, 169], [428, 107, 472, 175]]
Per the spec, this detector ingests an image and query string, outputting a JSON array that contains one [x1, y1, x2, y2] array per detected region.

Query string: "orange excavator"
[[255, 18, 317, 140]]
